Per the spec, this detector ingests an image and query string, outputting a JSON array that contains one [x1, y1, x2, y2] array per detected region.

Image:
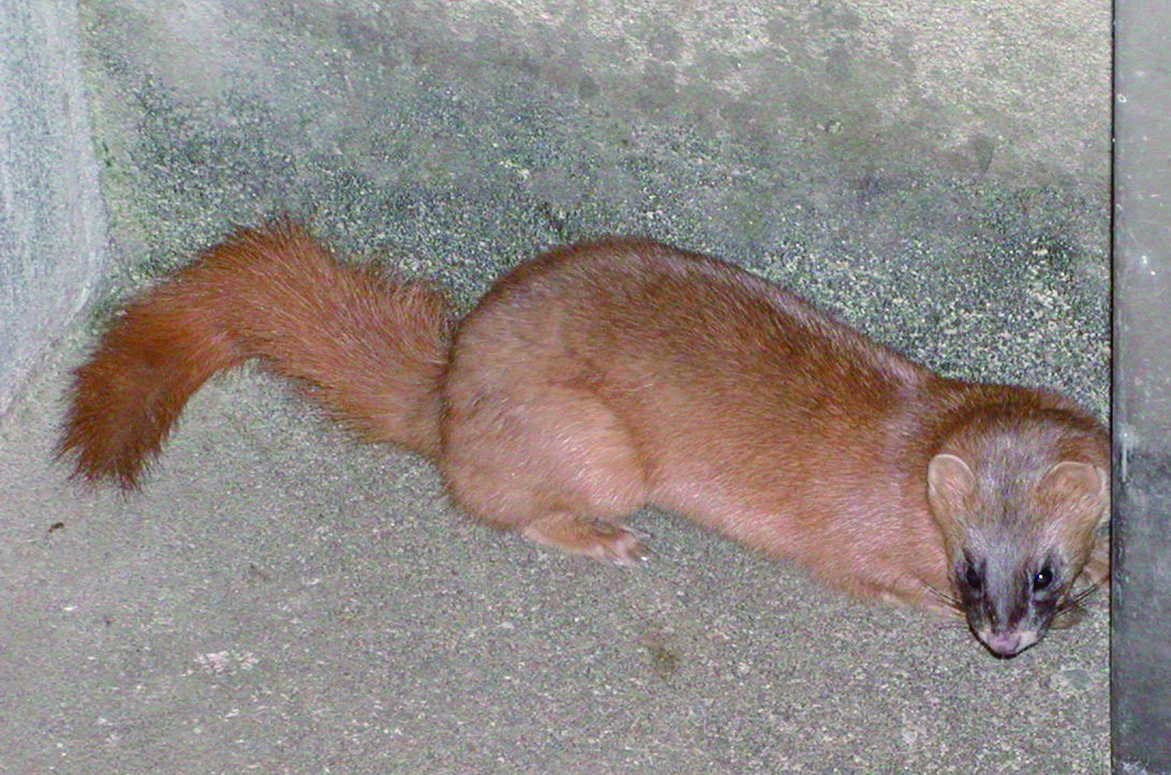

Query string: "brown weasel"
[[60, 221, 1109, 658]]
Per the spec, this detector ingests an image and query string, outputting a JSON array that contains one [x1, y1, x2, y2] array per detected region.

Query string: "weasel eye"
[[964, 565, 983, 591], [1032, 566, 1054, 591]]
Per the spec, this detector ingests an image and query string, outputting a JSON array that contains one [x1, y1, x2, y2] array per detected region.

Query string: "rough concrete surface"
[[0, 0, 107, 415], [1, 1, 1110, 773]]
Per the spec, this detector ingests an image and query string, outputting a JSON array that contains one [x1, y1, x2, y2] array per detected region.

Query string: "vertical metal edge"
[[1112, 0, 1171, 771]]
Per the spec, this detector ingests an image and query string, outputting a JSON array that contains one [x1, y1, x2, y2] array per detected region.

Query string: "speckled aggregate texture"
[[1, 1, 1109, 773]]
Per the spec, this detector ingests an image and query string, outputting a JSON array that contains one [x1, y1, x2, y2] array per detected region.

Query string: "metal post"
[[1112, 3, 1171, 772]]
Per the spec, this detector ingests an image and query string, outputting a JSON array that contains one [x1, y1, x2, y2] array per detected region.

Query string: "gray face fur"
[[927, 444, 1106, 658], [951, 523, 1068, 657]]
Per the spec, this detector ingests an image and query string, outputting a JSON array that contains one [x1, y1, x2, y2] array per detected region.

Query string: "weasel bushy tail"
[[60, 221, 450, 488]]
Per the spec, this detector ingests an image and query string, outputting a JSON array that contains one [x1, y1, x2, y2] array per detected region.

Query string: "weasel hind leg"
[[440, 385, 650, 564], [522, 513, 647, 565]]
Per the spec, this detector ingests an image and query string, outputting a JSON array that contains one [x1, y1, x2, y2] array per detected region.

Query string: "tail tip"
[[57, 422, 149, 492]]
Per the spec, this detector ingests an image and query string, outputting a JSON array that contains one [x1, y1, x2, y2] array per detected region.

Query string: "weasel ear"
[[1039, 461, 1109, 533], [927, 453, 976, 502], [927, 454, 977, 534], [1040, 461, 1106, 499]]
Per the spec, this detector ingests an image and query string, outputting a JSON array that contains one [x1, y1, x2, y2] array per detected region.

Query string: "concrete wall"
[[71, 0, 1110, 413], [0, 0, 1113, 418], [0, 1, 106, 416]]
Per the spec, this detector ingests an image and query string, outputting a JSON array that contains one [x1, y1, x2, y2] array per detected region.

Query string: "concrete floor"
[[1, 305, 1109, 775]]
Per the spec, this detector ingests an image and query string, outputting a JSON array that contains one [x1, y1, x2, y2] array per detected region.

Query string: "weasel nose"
[[985, 631, 1023, 658]]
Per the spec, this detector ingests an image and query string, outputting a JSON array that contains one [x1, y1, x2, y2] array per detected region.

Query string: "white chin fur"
[[979, 627, 1041, 656]]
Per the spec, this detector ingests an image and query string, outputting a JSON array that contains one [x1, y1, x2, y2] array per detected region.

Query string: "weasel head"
[[926, 448, 1108, 658]]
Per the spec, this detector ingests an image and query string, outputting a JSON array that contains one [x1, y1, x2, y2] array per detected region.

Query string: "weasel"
[[60, 221, 1109, 658]]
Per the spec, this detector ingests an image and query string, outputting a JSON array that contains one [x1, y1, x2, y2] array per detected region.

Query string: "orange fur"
[[60, 222, 448, 487]]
